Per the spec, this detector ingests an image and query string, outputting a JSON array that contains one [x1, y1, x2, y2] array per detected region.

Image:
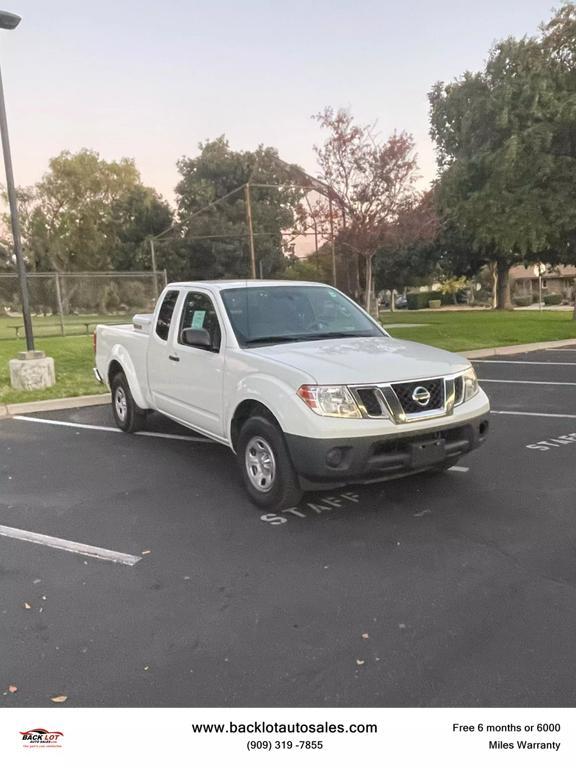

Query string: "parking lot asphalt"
[[1, 345, 576, 708]]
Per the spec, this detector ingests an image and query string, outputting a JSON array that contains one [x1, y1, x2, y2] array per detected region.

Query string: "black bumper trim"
[[285, 415, 489, 484]]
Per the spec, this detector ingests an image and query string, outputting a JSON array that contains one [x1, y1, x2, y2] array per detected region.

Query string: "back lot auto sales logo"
[[20, 728, 64, 748]]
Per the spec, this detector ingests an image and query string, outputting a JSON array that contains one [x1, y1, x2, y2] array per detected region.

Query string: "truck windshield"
[[220, 285, 386, 347]]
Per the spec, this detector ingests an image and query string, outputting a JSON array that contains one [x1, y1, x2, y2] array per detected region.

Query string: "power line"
[[149, 171, 344, 285], [152, 182, 341, 242], [156, 229, 335, 242]]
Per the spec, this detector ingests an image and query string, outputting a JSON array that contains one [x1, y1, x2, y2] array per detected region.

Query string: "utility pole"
[[244, 183, 256, 278], [54, 272, 65, 336], [149, 237, 159, 298], [328, 196, 337, 287]]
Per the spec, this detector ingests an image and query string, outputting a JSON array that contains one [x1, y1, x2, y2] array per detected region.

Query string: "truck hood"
[[247, 336, 470, 384]]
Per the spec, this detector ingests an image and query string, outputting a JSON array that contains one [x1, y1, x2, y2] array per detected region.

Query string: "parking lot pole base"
[[9, 350, 56, 391]]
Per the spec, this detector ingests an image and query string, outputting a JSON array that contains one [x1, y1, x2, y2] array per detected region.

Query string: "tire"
[[111, 371, 146, 433], [237, 415, 302, 510]]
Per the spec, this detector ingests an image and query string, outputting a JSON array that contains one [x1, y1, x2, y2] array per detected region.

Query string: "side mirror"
[[181, 327, 212, 349]]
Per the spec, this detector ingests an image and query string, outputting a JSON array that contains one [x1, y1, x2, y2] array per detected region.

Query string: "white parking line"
[[0, 524, 142, 566], [492, 410, 576, 419], [448, 466, 469, 472], [13, 415, 211, 442], [472, 359, 576, 366], [480, 379, 576, 386]]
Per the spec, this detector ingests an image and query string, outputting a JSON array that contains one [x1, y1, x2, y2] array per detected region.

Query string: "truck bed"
[[94, 317, 151, 400]]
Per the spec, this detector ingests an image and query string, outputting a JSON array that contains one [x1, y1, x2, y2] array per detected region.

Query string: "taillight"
[[92, 331, 97, 355]]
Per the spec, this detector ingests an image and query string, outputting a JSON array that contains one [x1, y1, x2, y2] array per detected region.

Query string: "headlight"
[[297, 384, 362, 418], [463, 367, 479, 401]]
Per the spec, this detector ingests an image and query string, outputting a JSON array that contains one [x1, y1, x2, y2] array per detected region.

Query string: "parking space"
[[1, 344, 576, 707]]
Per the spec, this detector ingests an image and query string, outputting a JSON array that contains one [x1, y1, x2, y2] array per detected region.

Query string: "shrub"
[[407, 291, 443, 310], [543, 293, 562, 305], [475, 289, 492, 305], [513, 295, 532, 307]]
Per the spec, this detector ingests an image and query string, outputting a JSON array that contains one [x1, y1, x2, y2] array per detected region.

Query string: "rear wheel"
[[111, 371, 146, 433], [237, 415, 302, 510]]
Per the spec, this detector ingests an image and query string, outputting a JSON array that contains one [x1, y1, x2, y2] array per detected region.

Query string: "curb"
[[0, 393, 110, 418], [461, 338, 576, 359], [1, 338, 575, 419]]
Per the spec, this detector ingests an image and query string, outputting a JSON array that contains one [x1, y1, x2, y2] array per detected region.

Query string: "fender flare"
[[107, 344, 149, 410], [226, 374, 300, 446]]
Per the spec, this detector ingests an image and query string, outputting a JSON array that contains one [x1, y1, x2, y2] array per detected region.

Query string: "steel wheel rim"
[[245, 436, 276, 493], [115, 386, 127, 422]]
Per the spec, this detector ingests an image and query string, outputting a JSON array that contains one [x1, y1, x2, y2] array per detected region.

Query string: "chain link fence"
[[0, 271, 167, 340]]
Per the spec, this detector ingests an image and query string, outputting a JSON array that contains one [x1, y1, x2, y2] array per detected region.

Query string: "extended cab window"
[[155, 290, 179, 341], [179, 292, 222, 352]]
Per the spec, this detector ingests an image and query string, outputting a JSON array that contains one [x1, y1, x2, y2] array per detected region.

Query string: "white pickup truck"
[[94, 280, 490, 508]]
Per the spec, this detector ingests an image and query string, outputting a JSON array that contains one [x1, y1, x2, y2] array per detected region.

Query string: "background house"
[[510, 265, 576, 301]]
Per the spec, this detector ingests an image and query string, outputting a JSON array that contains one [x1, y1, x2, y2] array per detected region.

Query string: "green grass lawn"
[[381, 309, 576, 351], [0, 310, 575, 405], [0, 312, 132, 404], [0, 313, 131, 341]]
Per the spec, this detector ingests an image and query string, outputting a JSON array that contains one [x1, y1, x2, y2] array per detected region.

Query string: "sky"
[[0, 0, 561, 204]]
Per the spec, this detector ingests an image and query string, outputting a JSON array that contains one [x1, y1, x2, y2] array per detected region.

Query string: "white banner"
[[1, 708, 572, 766]]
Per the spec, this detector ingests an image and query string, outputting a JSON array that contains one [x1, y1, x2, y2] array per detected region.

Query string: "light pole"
[[533, 262, 546, 313], [0, 10, 34, 351]]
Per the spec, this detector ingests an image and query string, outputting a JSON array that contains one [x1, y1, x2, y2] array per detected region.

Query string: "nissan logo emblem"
[[412, 385, 431, 407]]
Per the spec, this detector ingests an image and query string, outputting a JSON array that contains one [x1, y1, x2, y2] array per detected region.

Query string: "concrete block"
[[9, 351, 56, 391]]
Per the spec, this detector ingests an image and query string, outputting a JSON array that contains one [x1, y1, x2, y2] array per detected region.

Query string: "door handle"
[[168, 354, 180, 362]]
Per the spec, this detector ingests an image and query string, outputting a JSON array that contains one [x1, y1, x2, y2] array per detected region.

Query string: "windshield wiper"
[[244, 331, 374, 346], [244, 335, 309, 346], [300, 331, 371, 340]]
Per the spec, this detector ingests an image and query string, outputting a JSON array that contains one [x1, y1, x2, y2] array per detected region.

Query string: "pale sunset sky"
[[0, 0, 560, 203]]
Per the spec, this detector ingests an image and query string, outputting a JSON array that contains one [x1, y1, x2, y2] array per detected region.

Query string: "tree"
[[437, 275, 469, 304], [312, 108, 419, 312], [107, 185, 172, 272], [173, 137, 301, 280], [1, 185, 38, 270], [10, 149, 172, 274], [429, 4, 576, 309], [281, 248, 334, 284], [374, 190, 440, 294]]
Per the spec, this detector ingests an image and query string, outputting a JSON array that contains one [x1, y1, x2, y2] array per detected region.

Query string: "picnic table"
[[6, 320, 120, 339]]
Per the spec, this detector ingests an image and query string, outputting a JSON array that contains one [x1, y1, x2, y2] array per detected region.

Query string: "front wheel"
[[237, 416, 302, 510], [111, 371, 146, 433]]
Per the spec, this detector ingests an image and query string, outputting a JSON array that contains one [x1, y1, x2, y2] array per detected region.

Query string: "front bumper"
[[285, 414, 489, 486]]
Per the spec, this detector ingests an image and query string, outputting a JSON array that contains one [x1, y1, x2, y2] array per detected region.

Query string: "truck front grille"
[[350, 375, 462, 423], [390, 378, 444, 414], [355, 388, 384, 417]]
